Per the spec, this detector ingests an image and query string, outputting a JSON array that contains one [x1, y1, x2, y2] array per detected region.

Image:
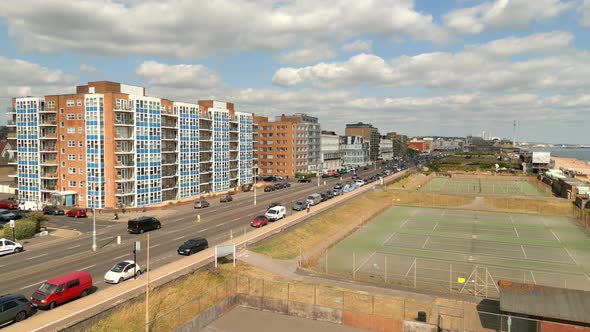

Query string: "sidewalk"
[[18, 227, 81, 249]]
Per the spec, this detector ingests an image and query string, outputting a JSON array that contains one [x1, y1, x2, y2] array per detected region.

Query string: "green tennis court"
[[421, 177, 546, 196], [315, 206, 590, 298]]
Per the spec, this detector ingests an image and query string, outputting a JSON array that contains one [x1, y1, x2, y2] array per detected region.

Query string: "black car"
[[177, 238, 209, 255], [263, 176, 277, 182], [324, 190, 334, 199], [282, 182, 291, 188], [42, 205, 64, 215], [127, 216, 161, 234], [292, 201, 307, 211], [193, 200, 210, 209], [0, 293, 35, 326], [321, 173, 330, 178], [273, 183, 282, 190], [220, 195, 233, 203], [264, 186, 274, 192], [268, 202, 281, 209], [319, 193, 328, 202], [298, 177, 311, 183]]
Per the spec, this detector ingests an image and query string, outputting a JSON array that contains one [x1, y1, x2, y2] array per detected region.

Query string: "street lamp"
[[253, 164, 258, 206], [91, 194, 97, 252]]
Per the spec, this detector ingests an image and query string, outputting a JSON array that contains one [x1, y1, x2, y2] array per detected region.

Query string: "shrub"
[[27, 212, 49, 233], [2, 219, 36, 240]]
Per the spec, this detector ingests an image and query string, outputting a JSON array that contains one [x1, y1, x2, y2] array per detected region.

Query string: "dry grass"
[[252, 190, 395, 260], [484, 197, 573, 216], [386, 172, 425, 189]]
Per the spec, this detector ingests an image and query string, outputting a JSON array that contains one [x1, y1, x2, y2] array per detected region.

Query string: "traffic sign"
[[9, 220, 15, 228]]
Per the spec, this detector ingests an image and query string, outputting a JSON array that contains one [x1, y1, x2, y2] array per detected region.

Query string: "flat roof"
[[499, 280, 590, 324]]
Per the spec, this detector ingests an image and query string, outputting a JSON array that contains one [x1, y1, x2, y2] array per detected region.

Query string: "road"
[[0, 168, 386, 298]]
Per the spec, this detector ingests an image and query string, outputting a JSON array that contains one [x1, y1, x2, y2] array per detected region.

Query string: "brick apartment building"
[[8, 81, 254, 209], [345, 122, 380, 163]]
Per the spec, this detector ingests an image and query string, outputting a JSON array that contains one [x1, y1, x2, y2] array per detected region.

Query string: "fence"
[[572, 204, 590, 230], [124, 275, 586, 332]]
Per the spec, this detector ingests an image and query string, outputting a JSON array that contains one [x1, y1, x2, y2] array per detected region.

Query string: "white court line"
[[432, 222, 439, 231], [509, 215, 514, 224], [530, 271, 537, 284], [382, 232, 397, 246], [404, 260, 415, 277], [441, 210, 446, 217], [550, 229, 561, 243], [354, 251, 377, 273], [20, 281, 45, 290], [173, 235, 185, 241], [67, 245, 81, 250], [584, 273, 590, 282], [112, 254, 129, 261], [520, 245, 527, 259], [513, 226, 520, 238], [79, 264, 96, 271], [563, 247, 579, 267], [26, 254, 48, 260], [399, 219, 409, 229], [422, 236, 430, 249]]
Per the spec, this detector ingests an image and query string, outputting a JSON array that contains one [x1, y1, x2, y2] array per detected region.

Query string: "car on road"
[[264, 186, 274, 192], [0, 210, 20, 222], [273, 183, 282, 190], [104, 260, 142, 284], [0, 238, 23, 256], [292, 201, 307, 211], [177, 238, 209, 255], [128, 216, 161, 234], [319, 193, 328, 202], [43, 205, 65, 215], [0, 293, 35, 326], [265, 206, 286, 221], [251, 215, 269, 228], [268, 202, 281, 209], [219, 195, 233, 203], [298, 177, 311, 183], [324, 190, 334, 199], [30, 271, 92, 310], [282, 182, 291, 188], [0, 200, 18, 210], [193, 200, 210, 209], [66, 209, 87, 218]]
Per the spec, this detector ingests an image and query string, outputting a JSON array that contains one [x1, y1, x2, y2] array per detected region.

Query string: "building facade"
[[278, 114, 321, 173], [340, 136, 369, 169], [320, 131, 342, 173], [8, 81, 254, 209], [345, 122, 379, 163], [379, 137, 394, 161]]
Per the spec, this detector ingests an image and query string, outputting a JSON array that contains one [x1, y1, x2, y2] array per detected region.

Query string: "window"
[[60, 121, 65, 128], [56, 284, 65, 293], [79, 154, 83, 160], [62, 174, 65, 179], [67, 114, 75, 120], [61, 148, 65, 154], [79, 141, 83, 147], [68, 154, 76, 160], [61, 135, 65, 141], [76, 99, 82, 106], [60, 108, 64, 114], [67, 127, 75, 134], [68, 141, 76, 147], [79, 168, 83, 174], [47, 101, 55, 108], [66, 99, 74, 107], [78, 113, 83, 120], [79, 194, 84, 201], [78, 127, 83, 134], [68, 181, 76, 187], [68, 167, 76, 174], [2, 301, 17, 311]]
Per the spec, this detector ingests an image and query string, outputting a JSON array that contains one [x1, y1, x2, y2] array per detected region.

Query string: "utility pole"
[[512, 120, 516, 147], [92, 195, 96, 252]]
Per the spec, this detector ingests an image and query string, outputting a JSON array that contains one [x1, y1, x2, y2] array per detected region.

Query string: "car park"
[[18, 201, 41, 212], [193, 200, 210, 209], [127, 216, 161, 234], [177, 238, 208, 255], [0, 200, 18, 210], [104, 260, 142, 284], [251, 215, 269, 228], [0, 293, 35, 326], [0, 239, 23, 256], [66, 209, 87, 218], [220, 195, 233, 203], [264, 186, 274, 192], [43, 205, 64, 215], [30, 271, 92, 310], [298, 177, 311, 183], [292, 201, 307, 211], [265, 206, 286, 221], [0, 210, 19, 222]]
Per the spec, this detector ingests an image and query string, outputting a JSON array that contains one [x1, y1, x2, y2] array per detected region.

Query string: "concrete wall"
[[176, 295, 239, 332]]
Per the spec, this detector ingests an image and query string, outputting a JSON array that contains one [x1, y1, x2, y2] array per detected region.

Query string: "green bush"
[[27, 212, 49, 233], [2, 219, 36, 240]]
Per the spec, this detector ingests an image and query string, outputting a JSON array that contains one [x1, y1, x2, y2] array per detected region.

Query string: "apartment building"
[[345, 122, 380, 163], [320, 131, 342, 173], [7, 81, 254, 209], [340, 136, 369, 169], [386, 132, 409, 157], [379, 136, 394, 161], [254, 113, 320, 178]]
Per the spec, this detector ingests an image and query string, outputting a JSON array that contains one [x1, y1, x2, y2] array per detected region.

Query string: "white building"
[[379, 137, 394, 161], [339, 136, 369, 169], [320, 131, 342, 173]]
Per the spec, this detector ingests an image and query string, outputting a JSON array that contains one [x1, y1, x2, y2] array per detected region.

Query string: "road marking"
[[530, 271, 537, 284], [422, 236, 430, 249], [520, 245, 527, 259], [67, 245, 81, 250], [20, 281, 45, 290], [513, 226, 520, 238], [564, 247, 579, 267], [149, 244, 161, 249], [197, 228, 210, 233], [550, 229, 561, 243], [113, 254, 129, 261], [27, 253, 48, 260], [79, 264, 96, 271], [100, 236, 114, 241], [232, 217, 241, 221], [173, 235, 185, 241]]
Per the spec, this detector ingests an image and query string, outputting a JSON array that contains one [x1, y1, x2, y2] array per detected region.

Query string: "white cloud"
[[276, 46, 336, 64], [341, 40, 373, 52], [136, 61, 223, 90], [444, 0, 575, 34], [271, 32, 589, 94], [0, 0, 449, 58], [79, 63, 97, 73], [579, 0, 590, 26]]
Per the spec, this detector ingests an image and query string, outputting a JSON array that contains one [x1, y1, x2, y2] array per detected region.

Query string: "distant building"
[[379, 136, 394, 161], [278, 114, 321, 173], [320, 131, 342, 173], [408, 138, 432, 153], [340, 136, 369, 168], [431, 138, 465, 151], [386, 132, 408, 156], [345, 122, 379, 162]]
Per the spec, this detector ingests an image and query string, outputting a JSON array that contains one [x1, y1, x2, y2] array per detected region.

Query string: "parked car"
[[306, 194, 322, 206], [177, 238, 209, 255], [332, 188, 343, 196], [66, 209, 87, 218], [324, 190, 334, 199], [273, 183, 282, 190], [193, 200, 210, 209], [0, 238, 23, 256], [30, 271, 93, 310], [268, 202, 281, 209], [292, 201, 307, 211], [265, 206, 286, 221], [104, 260, 142, 284], [127, 216, 161, 234], [321, 173, 330, 178], [0, 210, 20, 222], [298, 177, 311, 183], [18, 201, 41, 212], [264, 186, 274, 192], [282, 182, 291, 188], [334, 183, 343, 190], [43, 205, 64, 215], [251, 215, 269, 228], [220, 195, 233, 203], [0, 200, 18, 210], [319, 193, 328, 202], [263, 176, 277, 182], [0, 293, 35, 326]]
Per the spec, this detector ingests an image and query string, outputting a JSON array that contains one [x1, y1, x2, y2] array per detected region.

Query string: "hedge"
[[2, 219, 36, 240]]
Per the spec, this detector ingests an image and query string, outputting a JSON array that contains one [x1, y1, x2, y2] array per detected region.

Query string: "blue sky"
[[1, 0, 589, 144]]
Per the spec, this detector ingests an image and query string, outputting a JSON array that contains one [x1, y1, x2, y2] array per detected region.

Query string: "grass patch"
[[253, 190, 395, 260]]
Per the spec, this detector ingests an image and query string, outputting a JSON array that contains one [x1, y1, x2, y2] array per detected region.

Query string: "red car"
[[0, 199, 19, 210], [66, 209, 87, 218], [250, 215, 268, 228]]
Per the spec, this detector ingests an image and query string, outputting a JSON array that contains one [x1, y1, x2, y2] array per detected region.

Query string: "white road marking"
[[232, 217, 241, 221], [530, 271, 537, 284], [79, 264, 96, 271], [513, 226, 520, 238], [550, 229, 561, 243], [197, 228, 210, 233], [100, 236, 114, 241], [20, 281, 45, 290], [67, 245, 81, 250], [113, 254, 129, 261], [173, 235, 185, 241], [27, 254, 48, 260], [149, 244, 161, 249], [520, 245, 527, 259]]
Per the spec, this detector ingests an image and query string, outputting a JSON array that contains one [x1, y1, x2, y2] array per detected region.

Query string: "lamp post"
[[253, 164, 258, 206], [92, 194, 96, 252]]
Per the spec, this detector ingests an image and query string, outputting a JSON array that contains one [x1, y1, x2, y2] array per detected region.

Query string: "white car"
[[0, 238, 23, 256], [104, 260, 142, 284], [355, 179, 365, 186]]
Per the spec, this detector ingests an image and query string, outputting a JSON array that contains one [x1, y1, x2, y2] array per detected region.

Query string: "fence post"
[[353, 252, 356, 280], [414, 259, 417, 288], [450, 264, 452, 293], [384, 256, 387, 283]]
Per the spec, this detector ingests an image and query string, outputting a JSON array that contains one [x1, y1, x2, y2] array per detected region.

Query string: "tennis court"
[[315, 206, 590, 298], [421, 177, 546, 196]]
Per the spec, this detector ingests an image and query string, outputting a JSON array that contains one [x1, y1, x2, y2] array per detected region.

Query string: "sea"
[[531, 147, 590, 163]]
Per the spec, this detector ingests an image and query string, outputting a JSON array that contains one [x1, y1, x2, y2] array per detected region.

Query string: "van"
[[127, 216, 161, 234], [265, 206, 286, 221], [306, 193, 322, 206], [30, 271, 92, 310], [0, 238, 23, 256], [18, 201, 41, 212]]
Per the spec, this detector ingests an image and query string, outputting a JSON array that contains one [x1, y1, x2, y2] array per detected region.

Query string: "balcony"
[[162, 158, 178, 165], [40, 158, 58, 165], [200, 134, 213, 141], [115, 118, 134, 126], [161, 135, 177, 141], [7, 158, 17, 165], [7, 120, 16, 127], [161, 108, 178, 117], [115, 161, 135, 168], [37, 107, 53, 113], [7, 132, 16, 140], [115, 134, 135, 140], [40, 145, 57, 152], [39, 132, 57, 139], [161, 121, 177, 129], [200, 158, 211, 163], [115, 148, 135, 154], [115, 190, 135, 196], [199, 126, 212, 131], [114, 104, 133, 112], [41, 186, 57, 191], [39, 120, 57, 126], [40, 172, 58, 179], [115, 176, 135, 182], [6, 107, 16, 115]]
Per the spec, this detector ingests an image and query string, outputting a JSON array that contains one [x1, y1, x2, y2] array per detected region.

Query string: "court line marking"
[[399, 219, 409, 229], [354, 251, 377, 273], [382, 232, 397, 246], [509, 215, 514, 224], [513, 226, 520, 238], [550, 229, 561, 243], [584, 273, 590, 282], [440, 210, 446, 217], [404, 259, 415, 277], [432, 222, 439, 231], [520, 245, 527, 259], [422, 236, 430, 249], [530, 271, 537, 284], [563, 247, 579, 267]]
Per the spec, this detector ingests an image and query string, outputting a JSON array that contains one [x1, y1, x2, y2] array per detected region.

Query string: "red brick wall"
[[541, 321, 590, 332]]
